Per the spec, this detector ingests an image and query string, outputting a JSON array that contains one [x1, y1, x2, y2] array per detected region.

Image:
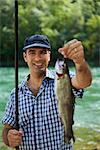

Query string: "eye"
[[40, 49, 48, 54], [28, 50, 35, 55], [59, 61, 64, 67], [62, 64, 65, 67]]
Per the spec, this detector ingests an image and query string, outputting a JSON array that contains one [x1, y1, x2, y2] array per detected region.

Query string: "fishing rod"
[[15, 0, 19, 149]]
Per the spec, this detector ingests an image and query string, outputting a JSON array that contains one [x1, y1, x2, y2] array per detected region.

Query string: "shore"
[[74, 127, 100, 150]]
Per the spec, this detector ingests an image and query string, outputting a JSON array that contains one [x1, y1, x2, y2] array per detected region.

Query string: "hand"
[[58, 39, 85, 65], [7, 129, 23, 148]]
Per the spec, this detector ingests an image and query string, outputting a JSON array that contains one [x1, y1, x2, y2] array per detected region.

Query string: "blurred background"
[[0, 0, 100, 149]]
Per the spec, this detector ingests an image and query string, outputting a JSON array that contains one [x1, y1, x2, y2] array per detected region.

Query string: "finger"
[[9, 140, 22, 148], [65, 39, 77, 46], [58, 39, 79, 56], [10, 129, 20, 135], [66, 41, 82, 55], [66, 44, 83, 58], [8, 134, 22, 147], [68, 50, 83, 62], [70, 51, 84, 64], [8, 136, 21, 143], [10, 129, 23, 136], [15, 136, 22, 143], [67, 45, 83, 58], [58, 47, 65, 55], [18, 130, 23, 136], [9, 139, 21, 148], [8, 130, 23, 142]]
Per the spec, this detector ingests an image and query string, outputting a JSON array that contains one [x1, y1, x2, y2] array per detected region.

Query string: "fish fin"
[[59, 116, 64, 125], [64, 128, 75, 144], [64, 135, 69, 144], [64, 135, 75, 144], [73, 135, 75, 143]]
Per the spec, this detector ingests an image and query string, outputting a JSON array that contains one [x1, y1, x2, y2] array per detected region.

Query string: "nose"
[[34, 53, 42, 61]]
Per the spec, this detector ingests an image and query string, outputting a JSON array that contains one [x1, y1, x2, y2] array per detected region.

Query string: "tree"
[[0, 0, 100, 66]]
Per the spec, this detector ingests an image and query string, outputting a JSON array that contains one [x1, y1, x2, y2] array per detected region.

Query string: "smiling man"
[[23, 47, 51, 96], [2, 34, 92, 150]]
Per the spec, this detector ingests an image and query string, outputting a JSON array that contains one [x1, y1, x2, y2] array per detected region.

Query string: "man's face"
[[23, 47, 51, 74]]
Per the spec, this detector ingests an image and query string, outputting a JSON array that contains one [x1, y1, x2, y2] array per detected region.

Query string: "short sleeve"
[[72, 88, 84, 98], [2, 90, 16, 127], [69, 71, 84, 99]]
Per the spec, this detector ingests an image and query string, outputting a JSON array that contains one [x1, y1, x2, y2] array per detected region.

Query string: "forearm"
[[2, 125, 23, 148], [2, 125, 13, 146], [72, 60, 92, 89]]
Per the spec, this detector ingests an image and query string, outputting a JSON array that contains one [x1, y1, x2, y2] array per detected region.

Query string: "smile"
[[33, 63, 44, 68]]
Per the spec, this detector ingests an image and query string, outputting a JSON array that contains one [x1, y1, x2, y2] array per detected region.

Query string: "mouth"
[[33, 63, 44, 69], [56, 72, 64, 78], [55, 60, 65, 74]]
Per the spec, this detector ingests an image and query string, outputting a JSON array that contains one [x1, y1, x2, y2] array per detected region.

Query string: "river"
[[0, 67, 100, 131]]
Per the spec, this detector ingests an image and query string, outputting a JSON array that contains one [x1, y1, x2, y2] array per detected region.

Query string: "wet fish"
[[55, 57, 75, 143]]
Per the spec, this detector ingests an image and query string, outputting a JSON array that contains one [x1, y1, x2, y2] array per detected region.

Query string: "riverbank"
[[74, 127, 100, 150]]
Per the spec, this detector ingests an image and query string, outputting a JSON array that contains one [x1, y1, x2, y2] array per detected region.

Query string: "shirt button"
[[34, 113, 37, 117]]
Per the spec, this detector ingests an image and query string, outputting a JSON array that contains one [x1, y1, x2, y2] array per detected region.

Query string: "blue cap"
[[23, 34, 51, 51]]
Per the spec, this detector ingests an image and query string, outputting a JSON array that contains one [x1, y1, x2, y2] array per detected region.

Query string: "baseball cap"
[[23, 34, 51, 51]]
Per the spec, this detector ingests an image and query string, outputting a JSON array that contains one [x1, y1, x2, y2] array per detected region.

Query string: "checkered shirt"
[[2, 70, 83, 150]]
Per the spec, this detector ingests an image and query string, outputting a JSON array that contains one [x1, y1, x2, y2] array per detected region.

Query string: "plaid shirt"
[[2, 70, 83, 150]]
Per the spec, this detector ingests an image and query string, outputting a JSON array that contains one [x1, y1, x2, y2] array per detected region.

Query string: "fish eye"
[[62, 64, 65, 67]]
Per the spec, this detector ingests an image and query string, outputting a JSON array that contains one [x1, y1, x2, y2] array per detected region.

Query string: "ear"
[[48, 51, 51, 62], [23, 52, 27, 62]]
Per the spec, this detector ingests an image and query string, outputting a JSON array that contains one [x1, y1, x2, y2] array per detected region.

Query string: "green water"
[[74, 68, 100, 131], [0, 67, 100, 130], [0, 67, 100, 149]]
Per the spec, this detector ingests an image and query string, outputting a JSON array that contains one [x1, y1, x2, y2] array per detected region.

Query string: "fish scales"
[[55, 58, 75, 144]]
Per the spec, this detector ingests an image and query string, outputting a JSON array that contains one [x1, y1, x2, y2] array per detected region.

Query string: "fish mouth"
[[55, 59, 65, 75], [56, 72, 64, 78]]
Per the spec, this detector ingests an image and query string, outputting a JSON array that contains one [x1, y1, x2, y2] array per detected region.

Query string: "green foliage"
[[0, 0, 100, 66]]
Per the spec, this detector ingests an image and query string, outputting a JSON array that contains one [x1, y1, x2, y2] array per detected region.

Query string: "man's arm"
[[2, 124, 23, 148], [71, 60, 92, 89], [58, 39, 92, 89], [2, 124, 12, 146]]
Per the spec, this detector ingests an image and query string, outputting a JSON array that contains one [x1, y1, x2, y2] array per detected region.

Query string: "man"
[[2, 34, 92, 150]]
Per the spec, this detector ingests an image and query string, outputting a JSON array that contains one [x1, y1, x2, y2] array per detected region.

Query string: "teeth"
[[36, 64, 42, 66], [33, 63, 42, 66], [33, 63, 43, 68]]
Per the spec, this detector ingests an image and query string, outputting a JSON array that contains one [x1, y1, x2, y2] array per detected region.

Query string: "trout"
[[55, 57, 75, 144]]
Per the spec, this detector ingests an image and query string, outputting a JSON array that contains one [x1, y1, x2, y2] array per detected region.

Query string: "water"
[[0, 67, 100, 132], [74, 68, 100, 131]]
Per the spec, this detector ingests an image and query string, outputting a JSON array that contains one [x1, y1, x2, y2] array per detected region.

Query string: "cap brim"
[[23, 43, 51, 51]]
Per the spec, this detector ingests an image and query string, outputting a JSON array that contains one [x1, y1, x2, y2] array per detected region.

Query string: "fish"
[[55, 56, 75, 144]]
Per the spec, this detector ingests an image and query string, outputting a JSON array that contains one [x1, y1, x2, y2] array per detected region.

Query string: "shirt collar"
[[46, 68, 55, 79], [20, 69, 55, 88]]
